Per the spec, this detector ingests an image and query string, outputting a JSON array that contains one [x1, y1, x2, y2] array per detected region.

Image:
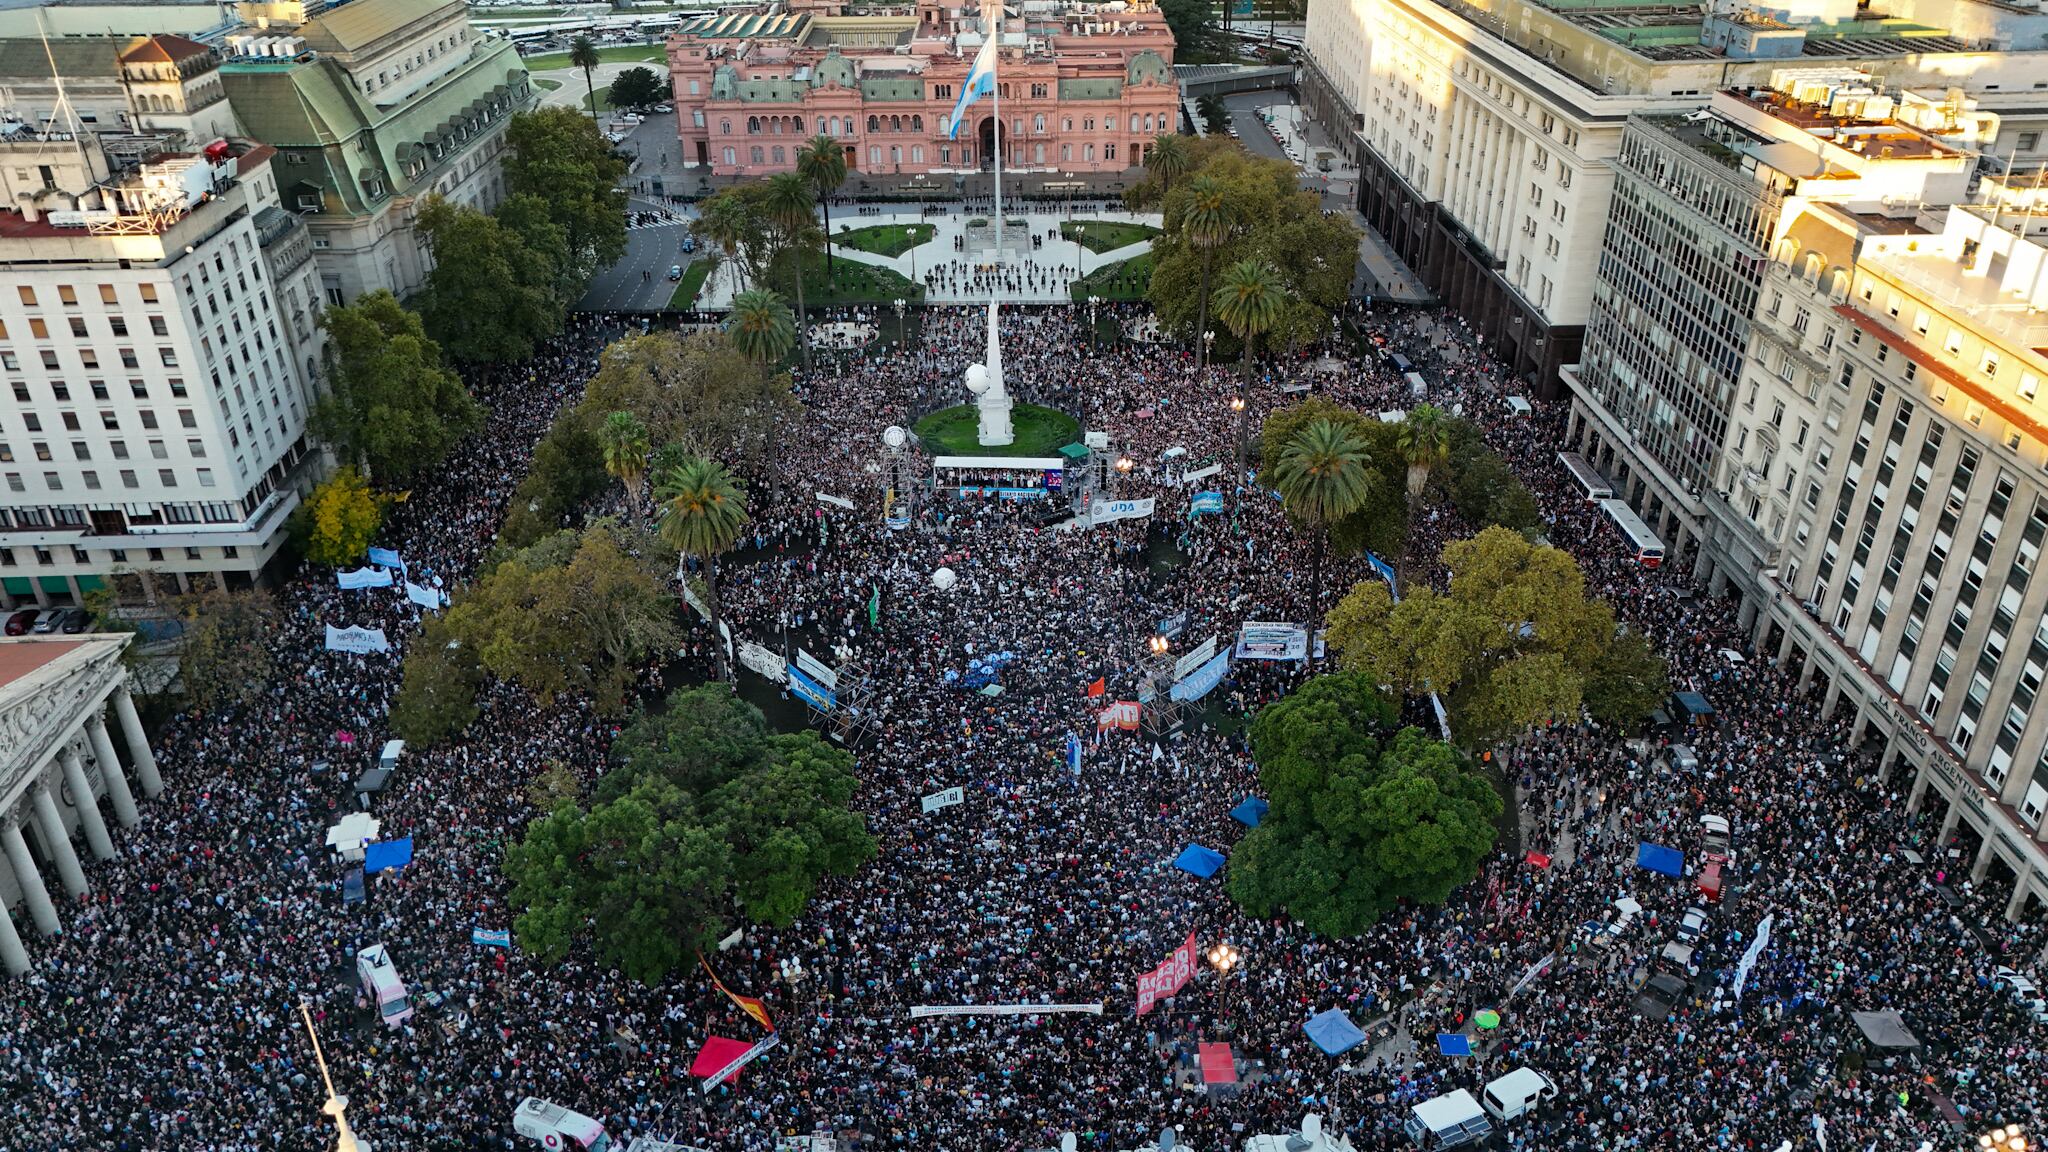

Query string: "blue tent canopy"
[[1436, 1033, 1472, 1057], [1672, 690, 1715, 716], [364, 837, 414, 874], [1305, 1008, 1366, 1055], [1229, 797, 1270, 827], [1636, 842, 1684, 878], [1173, 844, 1227, 878]]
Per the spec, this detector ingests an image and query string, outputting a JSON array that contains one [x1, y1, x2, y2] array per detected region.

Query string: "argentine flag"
[[946, 32, 999, 139]]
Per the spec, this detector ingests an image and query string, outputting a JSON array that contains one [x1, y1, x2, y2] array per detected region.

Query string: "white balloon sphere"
[[965, 364, 990, 395], [883, 425, 907, 449], [932, 567, 958, 591]]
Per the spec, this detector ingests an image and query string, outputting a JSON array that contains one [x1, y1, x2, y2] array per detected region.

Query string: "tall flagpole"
[[989, 0, 1004, 269]]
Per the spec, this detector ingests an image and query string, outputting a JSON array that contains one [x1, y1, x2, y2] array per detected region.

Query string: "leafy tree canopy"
[[293, 465, 385, 567], [1443, 418, 1543, 536], [170, 587, 280, 712], [1323, 526, 1650, 746], [314, 290, 480, 485], [505, 686, 876, 982], [415, 196, 567, 364], [1141, 140, 1357, 351], [504, 107, 629, 285], [1226, 671, 1499, 937], [1258, 398, 1410, 559], [609, 65, 667, 110]]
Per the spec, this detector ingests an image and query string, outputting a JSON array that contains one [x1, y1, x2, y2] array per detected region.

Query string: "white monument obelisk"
[[961, 0, 1015, 447]]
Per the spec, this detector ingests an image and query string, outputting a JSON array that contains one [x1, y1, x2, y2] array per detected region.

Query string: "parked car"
[[57, 607, 90, 633], [4, 609, 37, 636], [30, 610, 63, 634], [1994, 966, 2048, 1023], [1676, 905, 1712, 945]]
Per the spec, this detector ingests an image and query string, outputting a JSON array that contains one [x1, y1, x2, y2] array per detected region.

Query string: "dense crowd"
[[0, 295, 2038, 1152]]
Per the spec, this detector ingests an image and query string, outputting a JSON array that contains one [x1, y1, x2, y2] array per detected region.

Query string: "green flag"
[[868, 585, 880, 626]]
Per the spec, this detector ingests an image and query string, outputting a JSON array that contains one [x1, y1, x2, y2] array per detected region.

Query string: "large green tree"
[[314, 290, 480, 484], [1323, 527, 1636, 746], [504, 107, 629, 285], [762, 173, 818, 367], [292, 465, 384, 567], [1180, 174, 1236, 368], [726, 290, 797, 365], [506, 687, 876, 983], [568, 35, 600, 119], [1583, 626, 1671, 734], [1444, 419, 1543, 537], [1260, 398, 1410, 560], [1226, 671, 1500, 937], [600, 410, 650, 524], [1211, 258, 1287, 383], [582, 329, 797, 469], [797, 135, 848, 273], [1394, 403, 1452, 501], [170, 587, 279, 712], [608, 65, 667, 110], [415, 196, 565, 364], [1146, 141, 1358, 350], [388, 618, 483, 746]]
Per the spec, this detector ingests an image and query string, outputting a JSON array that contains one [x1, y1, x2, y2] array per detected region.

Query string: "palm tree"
[[1270, 418, 1374, 643], [1182, 175, 1236, 368], [568, 36, 601, 120], [726, 288, 796, 365], [797, 135, 848, 274], [600, 410, 650, 523], [1146, 133, 1192, 198], [763, 172, 818, 368], [654, 456, 750, 681], [1211, 258, 1286, 385], [1395, 402, 1452, 501]]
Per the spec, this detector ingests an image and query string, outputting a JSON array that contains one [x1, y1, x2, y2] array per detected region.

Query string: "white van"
[[1481, 1067, 1558, 1123], [1404, 1090, 1492, 1149], [1669, 744, 1700, 773], [515, 1097, 611, 1152], [355, 943, 413, 1028]]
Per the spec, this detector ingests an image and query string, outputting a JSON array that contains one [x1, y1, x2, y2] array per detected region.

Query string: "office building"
[[663, 0, 1180, 179], [1298, 0, 2048, 395]]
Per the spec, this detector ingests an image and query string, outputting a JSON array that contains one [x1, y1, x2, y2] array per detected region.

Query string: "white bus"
[[1556, 451, 1614, 503], [1600, 498, 1665, 568]]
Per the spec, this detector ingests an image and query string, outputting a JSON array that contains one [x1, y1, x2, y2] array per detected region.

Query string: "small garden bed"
[[1061, 220, 1160, 253]]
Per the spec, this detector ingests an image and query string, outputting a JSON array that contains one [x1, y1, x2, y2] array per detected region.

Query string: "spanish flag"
[[699, 955, 776, 1033]]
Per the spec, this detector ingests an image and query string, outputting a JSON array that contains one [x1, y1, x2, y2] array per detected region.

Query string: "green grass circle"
[[913, 403, 1081, 457]]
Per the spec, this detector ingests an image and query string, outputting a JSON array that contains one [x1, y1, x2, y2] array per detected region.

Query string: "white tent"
[[326, 812, 381, 862]]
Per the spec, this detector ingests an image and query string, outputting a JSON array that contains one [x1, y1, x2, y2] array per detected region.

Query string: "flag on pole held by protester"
[[1066, 731, 1083, 774], [700, 955, 776, 1032], [868, 585, 881, 626], [1086, 676, 1106, 698]]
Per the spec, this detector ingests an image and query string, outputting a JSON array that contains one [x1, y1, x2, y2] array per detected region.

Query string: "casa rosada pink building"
[[665, 0, 1180, 179]]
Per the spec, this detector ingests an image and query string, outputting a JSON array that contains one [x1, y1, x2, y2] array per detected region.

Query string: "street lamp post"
[[1090, 294, 1102, 348], [1230, 396, 1248, 514], [1981, 1127, 2028, 1152], [1202, 328, 1215, 370], [1207, 941, 1241, 1025], [893, 297, 907, 345], [1074, 223, 1087, 280], [1115, 455, 1134, 492]]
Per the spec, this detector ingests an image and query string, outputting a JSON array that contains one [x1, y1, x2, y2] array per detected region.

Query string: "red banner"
[[1136, 931, 1199, 1015], [1086, 677, 1106, 697], [1097, 700, 1141, 731]]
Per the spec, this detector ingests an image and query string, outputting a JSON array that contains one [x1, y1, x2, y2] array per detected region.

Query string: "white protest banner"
[[1178, 461, 1222, 485], [700, 1033, 781, 1093], [1135, 931, 1199, 1016], [680, 576, 711, 622], [324, 625, 390, 654], [404, 581, 446, 610], [1234, 622, 1308, 661], [815, 491, 855, 511], [1732, 913, 1773, 999], [908, 1003, 1104, 1019], [1173, 635, 1219, 682], [921, 786, 965, 813], [367, 546, 406, 572], [794, 647, 838, 691], [737, 640, 788, 683], [337, 567, 393, 590], [1087, 497, 1156, 525], [1509, 952, 1556, 997]]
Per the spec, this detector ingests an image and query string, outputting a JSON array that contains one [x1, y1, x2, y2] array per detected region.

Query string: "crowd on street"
[[0, 296, 2038, 1152]]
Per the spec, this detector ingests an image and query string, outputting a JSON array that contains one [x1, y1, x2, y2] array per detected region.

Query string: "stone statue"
[[964, 300, 1014, 446]]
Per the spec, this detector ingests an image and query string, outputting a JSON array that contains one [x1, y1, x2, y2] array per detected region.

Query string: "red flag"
[[1086, 677, 1106, 698], [1524, 851, 1552, 869], [699, 955, 776, 1033]]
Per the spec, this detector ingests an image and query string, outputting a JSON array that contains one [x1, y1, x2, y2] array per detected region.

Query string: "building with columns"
[[663, 0, 1179, 180], [0, 636, 162, 975]]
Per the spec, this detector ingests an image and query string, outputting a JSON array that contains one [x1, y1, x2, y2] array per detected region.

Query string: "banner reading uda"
[[1088, 497, 1156, 525], [1136, 931, 1199, 1015]]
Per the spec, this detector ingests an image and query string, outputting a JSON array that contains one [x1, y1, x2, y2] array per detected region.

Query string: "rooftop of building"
[[119, 32, 212, 63], [0, 639, 82, 691], [1723, 84, 1963, 160]]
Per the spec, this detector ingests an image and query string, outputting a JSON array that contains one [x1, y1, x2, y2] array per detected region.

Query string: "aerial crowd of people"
[[0, 293, 2039, 1152]]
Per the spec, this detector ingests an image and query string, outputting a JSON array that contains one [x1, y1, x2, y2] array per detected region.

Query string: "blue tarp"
[[364, 837, 414, 874], [1173, 844, 1227, 878], [1436, 1033, 1472, 1057], [1229, 797, 1270, 827], [341, 868, 365, 904], [1305, 1009, 1367, 1055], [1636, 842, 1684, 878], [1672, 690, 1715, 717]]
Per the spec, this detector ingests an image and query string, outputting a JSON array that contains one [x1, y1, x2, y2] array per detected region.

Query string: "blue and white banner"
[[1367, 552, 1398, 597], [921, 786, 965, 813], [1173, 635, 1219, 682], [1170, 649, 1230, 702], [1234, 622, 1308, 661], [1066, 731, 1083, 775], [472, 927, 511, 949], [367, 547, 406, 572], [788, 665, 836, 711], [404, 581, 447, 610], [337, 567, 394, 590], [1088, 497, 1155, 525], [1189, 491, 1224, 515], [324, 625, 390, 654], [1732, 913, 1773, 999]]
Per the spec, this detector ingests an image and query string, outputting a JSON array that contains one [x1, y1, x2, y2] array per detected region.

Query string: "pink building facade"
[[665, 1, 1180, 179]]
